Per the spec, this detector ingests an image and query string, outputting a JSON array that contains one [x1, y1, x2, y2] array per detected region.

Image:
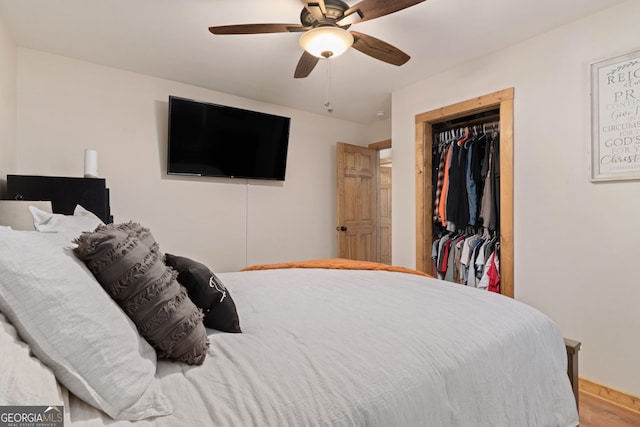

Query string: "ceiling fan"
[[208, 0, 426, 78]]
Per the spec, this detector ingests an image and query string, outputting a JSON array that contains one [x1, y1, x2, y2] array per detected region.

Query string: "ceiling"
[[0, 0, 627, 124]]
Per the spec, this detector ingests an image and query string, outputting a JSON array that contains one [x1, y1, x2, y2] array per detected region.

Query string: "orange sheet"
[[241, 258, 433, 278]]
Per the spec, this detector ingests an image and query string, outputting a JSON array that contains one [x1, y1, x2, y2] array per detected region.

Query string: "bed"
[[0, 206, 579, 426]]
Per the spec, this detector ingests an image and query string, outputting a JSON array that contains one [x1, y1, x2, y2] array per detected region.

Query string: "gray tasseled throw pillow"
[[74, 225, 209, 365], [111, 221, 159, 252]]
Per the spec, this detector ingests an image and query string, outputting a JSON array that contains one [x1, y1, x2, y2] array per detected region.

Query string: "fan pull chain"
[[324, 58, 333, 113]]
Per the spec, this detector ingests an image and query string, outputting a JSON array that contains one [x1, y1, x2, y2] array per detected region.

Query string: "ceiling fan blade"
[[336, 9, 363, 26], [351, 31, 410, 66], [307, 5, 324, 22], [301, 0, 327, 15], [209, 23, 304, 35], [294, 51, 320, 78], [344, 0, 426, 24], [315, 0, 327, 15], [300, 1, 327, 24]]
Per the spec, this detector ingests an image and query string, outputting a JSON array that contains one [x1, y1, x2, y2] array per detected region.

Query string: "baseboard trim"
[[579, 377, 640, 414]]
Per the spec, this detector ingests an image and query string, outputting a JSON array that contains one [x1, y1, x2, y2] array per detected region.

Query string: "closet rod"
[[433, 113, 500, 133]]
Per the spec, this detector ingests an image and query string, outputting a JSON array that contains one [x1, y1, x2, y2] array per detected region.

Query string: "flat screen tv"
[[167, 96, 291, 181]]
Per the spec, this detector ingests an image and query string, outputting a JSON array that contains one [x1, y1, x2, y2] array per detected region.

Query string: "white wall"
[[365, 116, 391, 144], [0, 14, 17, 187], [16, 49, 366, 272], [392, 0, 640, 396]]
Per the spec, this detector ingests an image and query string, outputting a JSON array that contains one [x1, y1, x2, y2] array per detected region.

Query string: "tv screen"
[[167, 96, 291, 181]]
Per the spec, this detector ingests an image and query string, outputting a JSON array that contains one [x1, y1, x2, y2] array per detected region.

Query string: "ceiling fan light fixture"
[[299, 26, 354, 58]]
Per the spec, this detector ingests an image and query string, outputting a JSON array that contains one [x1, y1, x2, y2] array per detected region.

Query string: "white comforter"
[[62, 268, 578, 427]]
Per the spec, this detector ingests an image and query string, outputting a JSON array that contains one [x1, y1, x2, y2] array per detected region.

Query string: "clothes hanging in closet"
[[432, 124, 500, 232], [431, 230, 500, 293], [431, 122, 501, 291]]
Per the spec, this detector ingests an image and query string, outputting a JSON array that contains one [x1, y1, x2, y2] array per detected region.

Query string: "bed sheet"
[[64, 268, 578, 426]]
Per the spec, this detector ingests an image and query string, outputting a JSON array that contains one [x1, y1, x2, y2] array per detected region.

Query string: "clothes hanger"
[[457, 126, 471, 146]]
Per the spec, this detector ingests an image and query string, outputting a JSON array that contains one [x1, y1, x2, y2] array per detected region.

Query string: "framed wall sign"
[[590, 49, 640, 182]]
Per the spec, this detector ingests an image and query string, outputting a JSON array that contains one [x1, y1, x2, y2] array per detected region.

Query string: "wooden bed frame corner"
[[564, 337, 582, 411]]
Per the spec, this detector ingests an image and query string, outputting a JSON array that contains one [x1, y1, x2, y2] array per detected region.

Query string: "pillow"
[[0, 230, 171, 420], [0, 312, 64, 406], [164, 253, 242, 333], [110, 221, 159, 252], [74, 225, 209, 365], [29, 204, 104, 238], [0, 200, 52, 230]]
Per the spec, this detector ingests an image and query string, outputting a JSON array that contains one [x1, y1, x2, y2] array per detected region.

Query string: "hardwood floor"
[[579, 392, 640, 426]]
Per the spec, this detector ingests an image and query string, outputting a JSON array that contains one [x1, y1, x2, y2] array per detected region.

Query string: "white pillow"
[[0, 200, 52, 230], [0, 230, 172, 420], [29, 204, 104, 238], [0, 312, 64, 406]]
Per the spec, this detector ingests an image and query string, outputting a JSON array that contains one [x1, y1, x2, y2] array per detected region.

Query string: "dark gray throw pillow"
[[74, 225, 209, 365], [164, 253, 241, 333]]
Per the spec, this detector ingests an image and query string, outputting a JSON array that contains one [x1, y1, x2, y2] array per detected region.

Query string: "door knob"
[[336, 226, 347, 232]]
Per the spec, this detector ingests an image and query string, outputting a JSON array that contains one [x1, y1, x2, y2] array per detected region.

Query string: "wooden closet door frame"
[[415, 88, 514, 297]]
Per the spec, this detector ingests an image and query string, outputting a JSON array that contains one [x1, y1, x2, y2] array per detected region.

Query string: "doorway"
[[335, 139, 392, 264], [414, 88, 514, 297], [371, 140, 392, 265]]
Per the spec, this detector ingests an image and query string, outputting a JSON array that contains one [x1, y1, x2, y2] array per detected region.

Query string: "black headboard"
[[6, 175, 112, 223]]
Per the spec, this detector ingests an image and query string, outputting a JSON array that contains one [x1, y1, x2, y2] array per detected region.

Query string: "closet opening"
[[415, 88, 514, 297]]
